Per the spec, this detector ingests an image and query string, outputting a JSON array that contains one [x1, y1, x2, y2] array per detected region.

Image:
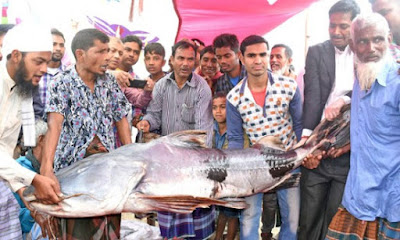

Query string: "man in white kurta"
[[0, 22, 62, 239]]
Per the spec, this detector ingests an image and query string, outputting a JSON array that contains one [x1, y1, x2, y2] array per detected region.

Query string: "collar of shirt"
[[46, 64, 67, 76], [168, 72, 196, 88], [69, 65, 108, 89], [213, 121, 227, 148], [224, 64, 247, 82], [334, 45, 352, 55], [375, 56, 396, 87], [213, 121, 224, 133], [239, 71, 274, 118]]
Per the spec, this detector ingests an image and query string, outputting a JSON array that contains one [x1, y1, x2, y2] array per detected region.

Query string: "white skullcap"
[[1, 22, 53, 59]]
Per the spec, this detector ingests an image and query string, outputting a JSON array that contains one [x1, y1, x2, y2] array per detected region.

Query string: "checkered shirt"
[[227, 73, 298, 150], [214, 65, 247, 95]]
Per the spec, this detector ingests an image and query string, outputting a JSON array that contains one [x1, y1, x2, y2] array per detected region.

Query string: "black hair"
[[144, 42, 165, 58], [272, 44, 293, 59], [0, 24, 14, 37], [71, 29, 109, 59], [171, 40, 196, 57], [200, 45, 214, 60], [213, 91, 227, 100], [122, 35, 143, 49], [329, 0, 360, 20], [240, 35, 269, 55], [213, 33, 239, 53], [51, 28, 65, 42]]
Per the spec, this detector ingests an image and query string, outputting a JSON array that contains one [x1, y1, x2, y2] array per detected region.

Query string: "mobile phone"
[[129, 79, 148, 88]]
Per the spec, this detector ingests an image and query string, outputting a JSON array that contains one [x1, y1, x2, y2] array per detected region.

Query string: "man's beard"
[[51, 54, 62, 62], [272, 68, 284, 76], [14, 60, 38, 98], [355, 55, 386, 91]]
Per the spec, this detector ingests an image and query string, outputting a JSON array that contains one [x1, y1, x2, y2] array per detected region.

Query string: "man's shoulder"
[[272, 73, 297, 86], [308, 40, 333, 54], [386, 61, 400, 83], [226, 80, 243, 104], [57, 66, 76, 81], [192, 72, 210, 89], [153, 72, 172, 89]]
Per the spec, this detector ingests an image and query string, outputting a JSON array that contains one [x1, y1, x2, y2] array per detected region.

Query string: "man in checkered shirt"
[[226, 35, 302, 240]]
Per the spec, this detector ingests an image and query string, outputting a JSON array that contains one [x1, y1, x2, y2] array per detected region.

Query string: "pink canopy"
[[174, 0, 318, 45]]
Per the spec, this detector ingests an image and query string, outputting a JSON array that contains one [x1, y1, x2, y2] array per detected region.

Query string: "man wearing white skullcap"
[[0, 22, 62, 239]]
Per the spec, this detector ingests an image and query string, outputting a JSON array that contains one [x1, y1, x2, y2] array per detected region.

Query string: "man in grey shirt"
[[137, 40, 213, 143], [137, 40, 214, 239]]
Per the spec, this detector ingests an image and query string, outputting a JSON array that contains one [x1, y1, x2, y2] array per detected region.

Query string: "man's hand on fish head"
[[136, 120, 150, 133], [302, 149, 326, 169], [326, 144, 350, 159], [32, 173, 62, 204], [324, 98, 345, 121]]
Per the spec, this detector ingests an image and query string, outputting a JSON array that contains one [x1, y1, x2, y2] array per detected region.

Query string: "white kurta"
[[0, 63, 36, 192]]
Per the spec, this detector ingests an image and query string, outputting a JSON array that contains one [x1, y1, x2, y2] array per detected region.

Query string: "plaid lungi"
[[325, 207, 400, 240], [58, 214, 121, 240], [0, 180, 22, 240], [158, 207, 216, 240]]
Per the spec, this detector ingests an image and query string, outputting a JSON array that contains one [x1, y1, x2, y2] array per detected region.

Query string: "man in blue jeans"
[[226, 35, 302, 240], [261, 43, 301, 240]]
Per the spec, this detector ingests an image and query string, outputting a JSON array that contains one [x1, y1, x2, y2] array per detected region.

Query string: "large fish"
[[25, 105, 351, 218]]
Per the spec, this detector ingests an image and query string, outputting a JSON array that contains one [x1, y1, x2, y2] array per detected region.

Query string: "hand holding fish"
[[324, 98, 345, 121], [302, 149, 326, 169], [326, 144, 350, 158], [31, 174, 62, 204]]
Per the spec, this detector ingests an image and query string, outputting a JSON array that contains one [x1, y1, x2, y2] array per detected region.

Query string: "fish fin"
[[162, 130, 207, 148], [268, 173, 301, 192], [141, 195, 247, 213]]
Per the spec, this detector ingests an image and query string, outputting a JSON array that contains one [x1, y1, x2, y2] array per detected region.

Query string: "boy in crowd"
[[144, 42, 166, 82], [212, 92, 248, 240]]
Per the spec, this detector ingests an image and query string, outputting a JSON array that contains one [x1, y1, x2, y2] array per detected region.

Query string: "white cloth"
[[0, 64, 36, 192], [301, 46, 354, 137], [21, 96, 36, 147], [322, 45, 354, 120], [1, 22, 52, 58]]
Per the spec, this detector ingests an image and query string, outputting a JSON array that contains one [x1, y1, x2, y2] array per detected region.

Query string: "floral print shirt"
[[46, 65, 130, 172]]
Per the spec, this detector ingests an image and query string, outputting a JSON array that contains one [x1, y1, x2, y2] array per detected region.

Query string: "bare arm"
[[115, 117, 132, 145], [40, 112, 64, 196]]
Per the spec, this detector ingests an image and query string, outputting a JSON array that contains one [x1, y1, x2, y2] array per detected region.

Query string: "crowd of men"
[[0, 0, 399, 239]]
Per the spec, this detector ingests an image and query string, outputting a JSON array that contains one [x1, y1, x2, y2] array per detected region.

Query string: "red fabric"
[[251, 88, 267, 107], [173, 0, 318, 45]]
